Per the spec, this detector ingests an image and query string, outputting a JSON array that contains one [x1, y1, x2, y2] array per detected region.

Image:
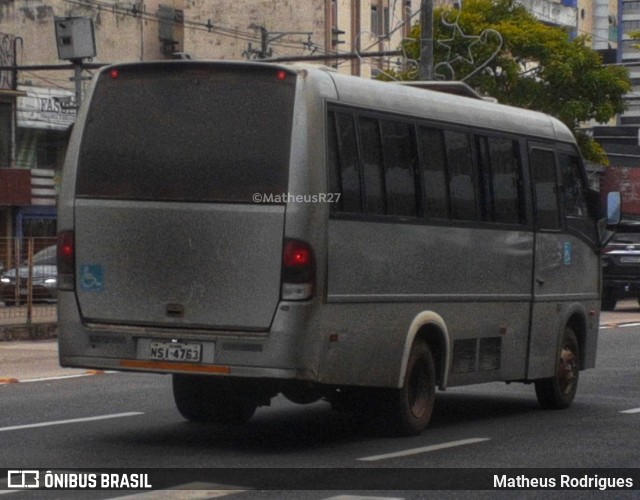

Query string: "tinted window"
[[444, 130, 477, 221], [478, 136, 525, 224], [76, 64, 295, 202], [359, 117, 386, 215], [380, 120, 418, 217], [419, 127, 449, 219], [328, 111, 362, 213], [531, 148, 560, 230], [559, 153, 589, 217], [559, 151, 597, 242]]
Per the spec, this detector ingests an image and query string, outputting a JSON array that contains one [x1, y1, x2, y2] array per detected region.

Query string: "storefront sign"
[[17, 85, 76, 130]]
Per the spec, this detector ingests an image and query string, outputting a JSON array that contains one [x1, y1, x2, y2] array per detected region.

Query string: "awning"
[[17, 85, 76, 131], [0, 89, 27, 97]]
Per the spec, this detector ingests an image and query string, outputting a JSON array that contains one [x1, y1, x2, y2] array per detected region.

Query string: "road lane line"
[[357, 437, 490, 462], [105, 487, 244, 499], [0, 412, 144, 433], [620, 407, 640, 414], [20, 371, 116, 383]]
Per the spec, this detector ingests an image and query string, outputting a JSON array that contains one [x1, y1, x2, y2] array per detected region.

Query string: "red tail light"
[[57, 230, 75, 291], [281, 239, 315, 300]]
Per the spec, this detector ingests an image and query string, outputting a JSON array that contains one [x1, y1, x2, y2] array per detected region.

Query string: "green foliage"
[[391, 0, 631, 164]]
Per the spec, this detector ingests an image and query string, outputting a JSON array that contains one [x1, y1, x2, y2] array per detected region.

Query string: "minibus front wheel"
[[534, 327, 579, 410]]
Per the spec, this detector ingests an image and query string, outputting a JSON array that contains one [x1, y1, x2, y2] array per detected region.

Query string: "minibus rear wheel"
[[534, 327, 579, 410], [172, 374, 257, 425], [386, 339, 436, 436]]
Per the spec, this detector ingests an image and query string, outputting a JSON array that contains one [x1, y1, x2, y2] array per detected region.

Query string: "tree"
[[384, 0, 630, 164]]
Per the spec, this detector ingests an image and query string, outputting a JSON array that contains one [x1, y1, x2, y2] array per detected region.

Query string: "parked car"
[[601, 222, 640, 311], [0, 245, 57, 306]]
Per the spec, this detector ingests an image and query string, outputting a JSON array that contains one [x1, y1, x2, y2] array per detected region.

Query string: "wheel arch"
[[398, 311, 450, 390], [564, 306, 588, 370]]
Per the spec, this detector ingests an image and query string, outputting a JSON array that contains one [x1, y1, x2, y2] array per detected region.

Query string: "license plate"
[[620, 256, 640, 263], [149, 341, 202, 362]]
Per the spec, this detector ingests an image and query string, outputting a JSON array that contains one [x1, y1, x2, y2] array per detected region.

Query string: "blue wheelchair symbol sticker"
[[563, 242, 573, 266], [80, 264, 104, 291]]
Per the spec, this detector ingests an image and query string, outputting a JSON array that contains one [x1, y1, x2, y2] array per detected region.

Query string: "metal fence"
[[0, 237, 58, 333]]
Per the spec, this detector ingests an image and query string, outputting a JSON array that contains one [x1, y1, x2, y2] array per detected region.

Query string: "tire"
[[601, 290, 617, 311], [535, 328, 579, 410], [172, 374, 257, 425], [384, 340, 437, 436]]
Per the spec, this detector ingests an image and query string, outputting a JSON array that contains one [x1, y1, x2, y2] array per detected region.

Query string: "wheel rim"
[[557, 342, 578, 396], [408, 359, 431, 419]]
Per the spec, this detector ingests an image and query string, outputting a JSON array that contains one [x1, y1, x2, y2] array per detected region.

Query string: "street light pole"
[[71, 60, 83, 109]]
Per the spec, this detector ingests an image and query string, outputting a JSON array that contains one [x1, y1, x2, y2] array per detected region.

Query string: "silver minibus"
[[57, 61, 610, 435]]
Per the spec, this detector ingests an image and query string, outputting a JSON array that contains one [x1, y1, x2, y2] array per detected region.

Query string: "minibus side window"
[[359, 117, 387, 215], [531, 148, 561, 230], [559, 151, 598, 243], [379, 119, 419, 217], [418, 126, 449, 219], [444, 130, 477, 221], [328, 111, 363, 214], [477, 135, 526, 225]]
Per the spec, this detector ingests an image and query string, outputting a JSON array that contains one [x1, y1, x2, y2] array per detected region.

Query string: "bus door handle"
[[536, 278, 545, 286]]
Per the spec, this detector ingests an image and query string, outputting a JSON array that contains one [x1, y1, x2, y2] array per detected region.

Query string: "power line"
[[61, 0, 326, 54]]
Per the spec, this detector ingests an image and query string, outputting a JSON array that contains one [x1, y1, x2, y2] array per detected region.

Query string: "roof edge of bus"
[[98, 59, 301, 74]]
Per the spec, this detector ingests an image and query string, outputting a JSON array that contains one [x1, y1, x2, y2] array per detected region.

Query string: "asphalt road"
[[0, 301, 639, 498]]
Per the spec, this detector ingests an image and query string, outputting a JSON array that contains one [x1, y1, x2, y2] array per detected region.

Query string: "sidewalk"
[[0, 339, 99, 383], [0, 304, 101, 383]]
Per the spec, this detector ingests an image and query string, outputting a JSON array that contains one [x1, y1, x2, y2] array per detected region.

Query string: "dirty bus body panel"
[[58, 61, 601, 435]]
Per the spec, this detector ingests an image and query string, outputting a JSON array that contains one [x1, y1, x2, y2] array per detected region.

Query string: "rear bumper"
[[602, 277, 640, 293], [57, 291, 321, 382], [59, 354, 299, 380]]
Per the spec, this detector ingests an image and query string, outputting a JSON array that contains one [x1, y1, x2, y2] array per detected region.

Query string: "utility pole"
[[419, 0, 434, 80]]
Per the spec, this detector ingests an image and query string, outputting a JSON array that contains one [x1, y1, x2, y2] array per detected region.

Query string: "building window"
[[403, 0, 413, 38], [371, 0, 389, 38]]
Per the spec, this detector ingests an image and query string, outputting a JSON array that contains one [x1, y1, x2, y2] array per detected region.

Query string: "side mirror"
[[607, 191, 621, 226]]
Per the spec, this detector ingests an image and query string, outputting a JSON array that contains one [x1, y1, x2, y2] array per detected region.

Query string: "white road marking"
[[20, 373, 106, 383], [105, 487, 244, 499], [325, 496, 404, 500], [0, 412, 144, 433], [357, 437, 490, 462], [620, 407, 640, 414]]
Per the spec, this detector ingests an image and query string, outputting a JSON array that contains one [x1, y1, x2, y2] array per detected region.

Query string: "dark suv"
[[601, 222, 640, 310]]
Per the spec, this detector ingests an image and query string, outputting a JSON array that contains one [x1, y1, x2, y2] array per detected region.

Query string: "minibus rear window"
[[76, 64, 295, 203]]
